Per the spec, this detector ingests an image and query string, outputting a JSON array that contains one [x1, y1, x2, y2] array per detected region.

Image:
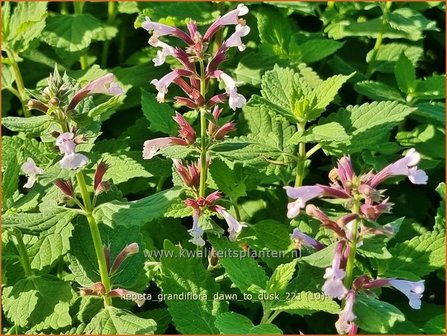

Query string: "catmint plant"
[[285, 149, 428, 334], [141, 4, 249, 245]]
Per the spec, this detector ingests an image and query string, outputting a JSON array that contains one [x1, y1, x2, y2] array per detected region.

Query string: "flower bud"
[[110, 243, 139, 274], [54, 179, 74, 198], [94, 161, 109, 192]]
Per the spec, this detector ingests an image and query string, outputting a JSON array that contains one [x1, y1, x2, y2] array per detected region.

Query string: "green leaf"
[[424, 314, 446, 334], [2, 275, 73, 330], [357, 235, 393, 259], [354, 294, 405, 333], [354, 81, 404, 101], [215, 312, 254, 334], [100, 153, 154, 185], [28, 218, 74, 272], [137, 308, 171, 334], [93, 187, 182, 227], [85, 307, 157, 334], [414, 102, 445, 126], [270, 291, 340, 315], [43, 14, 117, 52], [3, 136, 56, 167], [2, 116, 54, 134], [414, 75, 446, 101], [2, 153, 20, 208], [395, 53, 416, 93], [381, 230, 445, 279], [367, 43, 423, 74], [300, 242, 337, 268], [69, 222, 145, 288], [257, 6, 292, 56], [304, 122, 350, 144], [293, 38, 344, 64], [160, 240, 226, 334], [249, 324, 283, 334], [266, 260, 297, 296], [4, 2, 47, 53], [141, 89, 177, 135], [209, 159, 247, 200], [209, 236, 268, 294], [435, 183, 445, 231], [2, 208, 78, 235], [323, 101, 415, 154]]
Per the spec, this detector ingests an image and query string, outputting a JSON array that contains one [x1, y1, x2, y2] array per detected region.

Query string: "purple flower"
[[143, 137, 186, 160], [142, 17, 177, 36], [389, 279, 424, 309], [225, 24, 251, 51], [369, 148, 428, 187], [335, 290, 357, 334], [21, 158, 44, 188], [322, 241, 348, 299], [284, 186, 324, 218], [56, 133, 88, 170], [291, 228, 324, 250], [188, 211, 205, 247], [203, 4, 249, 41], [215, 206, 246, 241], [151, 71, 179, 103], [360, 198, 393, 220]]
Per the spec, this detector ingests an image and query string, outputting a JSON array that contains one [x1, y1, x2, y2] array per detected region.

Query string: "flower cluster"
[[142, 4, 249, 110], [285, 149, 427, 334]]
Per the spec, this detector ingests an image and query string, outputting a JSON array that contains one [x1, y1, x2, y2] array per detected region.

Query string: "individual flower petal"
[[335, 290, 357, 334], [408, 167, 428, 184], [225, 24, 250, 51], [291, 228, 324, 250], [149, 36, 176, 66], [228, 88, 246, 110], [389, 279, 425, 309], [60, 153, 89, 170]]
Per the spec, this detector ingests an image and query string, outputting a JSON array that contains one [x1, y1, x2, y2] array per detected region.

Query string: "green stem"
[[101, 1, 117, 68], [230, 197, 241, 221], [76, 171, 112, 306], [73, 2, 89, 69], [265, 310, 281, 324], [306, 143, 321, 159], [6, 49, 30, 117], [294, 122, 307, 187], [60, 1, 68, 15], [12, 230, 33, 277], [344, 201, 361, 288], [198, 60, 208, 198]]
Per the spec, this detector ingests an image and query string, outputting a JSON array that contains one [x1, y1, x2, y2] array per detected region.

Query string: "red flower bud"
[[94, 161, 109, 191], [54, 179, 74, 198]]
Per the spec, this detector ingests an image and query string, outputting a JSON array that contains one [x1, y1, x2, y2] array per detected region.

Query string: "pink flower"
[[389, 279, 424, 309], [284, 186, 324, 218], [108, 288, 146, 307], [203, 4, 249, 41], [322, 241, 348, 299], [110, 243, 140, 274], [360, 198, 393, 220], [143, 137, 186, 160], [173, 112, 196, 144], [214, 70, 246, 110], [68, 74, 123, 110], [291, 228, 324, 250], [188, 211, 205, 247], [142, 17, 177, 36], [21, 158, 44, 188], [225, 24, 250, 51], [335, 290, 357, 334], [151, 71, 179, 103], [149, 36, 176, 66], [213, 122, 236, 140], [369, 148, 428, 187], [56, 133, 88, 170]]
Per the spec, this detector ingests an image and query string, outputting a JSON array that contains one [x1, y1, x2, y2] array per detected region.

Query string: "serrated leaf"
[[69, 221, 145, 287], [2, 153, 20, 207], [270, 291, 340, 314], [215, 312, 254, 334], [160, 240, 226, 334], [323, 101, 415, 154], [100, 152, 154, 185], [141, 89, 177, 135], [267, 260, 297, 296], [354, 81, 404, 101], [414, 102, 445, 125], [209, 159, 247, 200], [2, 208, 78, 235], [43, 14, 117, 52], [28, 219, 74, 272], [304, 122, 350, 144], [367, 43, 423, 74], [93, 187, 182, 227], [2, 116, 54, 134], [210, 236, 268, 294], [2, 275, 73, 330], [395, 53, 416, 93], [3, 136, 55, 167], [4, 2, 47, 53], [85, 307, 156, 334], [354, 294, 405, 333], [292, 38, 344, 63], [137, 308, 171, 334], [381, 231, 445, 279]]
